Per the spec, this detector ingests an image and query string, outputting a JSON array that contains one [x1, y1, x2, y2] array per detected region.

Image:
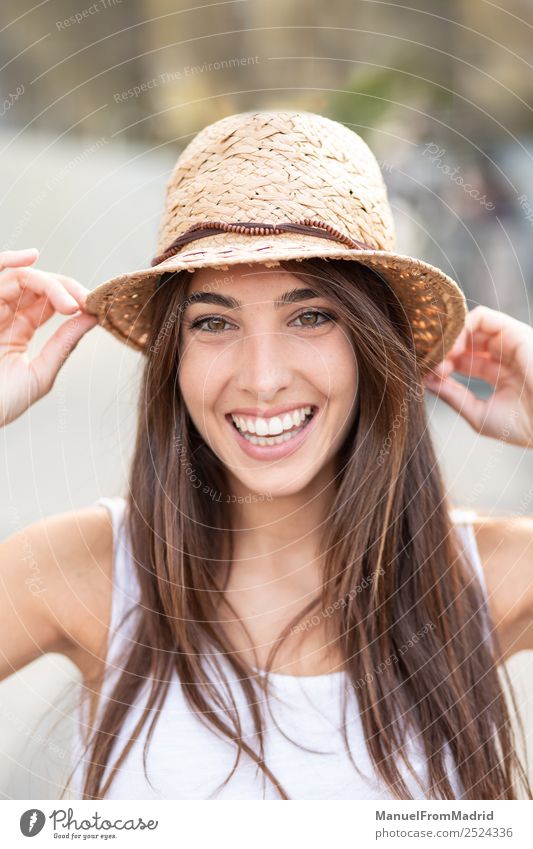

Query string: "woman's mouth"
[[225, 405, 318, 459]]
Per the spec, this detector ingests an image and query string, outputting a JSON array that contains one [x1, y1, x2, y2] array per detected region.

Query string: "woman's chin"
[[226, 470, 316, 501]]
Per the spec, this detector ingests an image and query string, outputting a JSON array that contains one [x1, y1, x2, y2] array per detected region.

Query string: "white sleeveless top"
[[67, 496, 488, 800]]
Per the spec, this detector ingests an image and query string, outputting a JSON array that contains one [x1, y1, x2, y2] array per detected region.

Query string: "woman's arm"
[[0, 505, 113, 683], [470, 514, 533, 660], [0, 247, 106, 680], [424, 305, 533, 657], [0, 247, 97, 427]]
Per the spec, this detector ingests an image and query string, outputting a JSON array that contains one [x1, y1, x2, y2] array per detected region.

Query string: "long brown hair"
[[63, 257, 531, 800]]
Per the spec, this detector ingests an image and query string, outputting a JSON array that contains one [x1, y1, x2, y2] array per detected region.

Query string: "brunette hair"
[[63, 257, 531, 800]]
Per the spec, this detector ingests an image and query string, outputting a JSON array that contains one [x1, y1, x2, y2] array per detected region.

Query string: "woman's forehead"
[[186, 263, 311, 298]]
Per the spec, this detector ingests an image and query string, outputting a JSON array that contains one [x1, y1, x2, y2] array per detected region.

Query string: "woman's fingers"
[[0, 256, 90, 313], [434, 351, 514, 387], [425, 306, 533, 447], [464, 304, 530, 336], [0, 249, 100, 426], [11, 295, 57, 336], [459, 305, 533, 366], [0, 265, 81, 314], [424, 372, 487, 431], [28, 311, 99, 397], [433, 306, 533, 376], [0, 248, 39, 271], [51, 272, 92, 310]]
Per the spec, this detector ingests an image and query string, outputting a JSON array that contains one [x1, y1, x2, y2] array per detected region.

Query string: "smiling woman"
[[2, 110, 533, 804], [66, 254, 531, 801]]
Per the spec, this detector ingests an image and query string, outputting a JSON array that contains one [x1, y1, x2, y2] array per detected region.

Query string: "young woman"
[[2, 110, 533, 801]]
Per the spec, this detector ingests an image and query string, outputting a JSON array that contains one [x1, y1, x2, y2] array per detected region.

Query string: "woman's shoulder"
[[18, 498, 118, 678], [454, 507, 533, 658], [455, 506, 533, 560]]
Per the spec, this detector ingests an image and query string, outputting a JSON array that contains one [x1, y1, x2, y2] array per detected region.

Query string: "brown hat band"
[[150, 219, 377, 267]]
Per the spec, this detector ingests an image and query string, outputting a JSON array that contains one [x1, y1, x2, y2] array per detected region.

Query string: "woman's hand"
[[423, 305, 533, 448], [0, 248, 98, 427]]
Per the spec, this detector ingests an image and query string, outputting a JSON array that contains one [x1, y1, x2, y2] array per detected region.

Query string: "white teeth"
[[268, 416, 284, 436], [255, 418, 269, 436], [243, 426, 305, 446], [231, 405, 314, 436]]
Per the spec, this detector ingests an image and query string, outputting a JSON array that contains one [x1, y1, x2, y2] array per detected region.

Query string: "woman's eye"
[[188, 316, 233, 334], [291, 310, 333, 329], [187, 309, 334, 334]]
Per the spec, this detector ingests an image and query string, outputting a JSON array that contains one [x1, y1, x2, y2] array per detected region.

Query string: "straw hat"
[[85, 110, 466, 373]]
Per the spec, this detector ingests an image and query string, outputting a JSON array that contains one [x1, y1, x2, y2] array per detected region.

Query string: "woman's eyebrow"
[[180, 287, 321, 312]]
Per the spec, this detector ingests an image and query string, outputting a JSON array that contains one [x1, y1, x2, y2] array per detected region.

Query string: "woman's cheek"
[[179, 348, 227, 425], [313, 339, 358, 395]]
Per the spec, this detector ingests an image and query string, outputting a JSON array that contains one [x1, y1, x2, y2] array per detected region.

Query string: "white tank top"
[[67, 496, 488, 800]]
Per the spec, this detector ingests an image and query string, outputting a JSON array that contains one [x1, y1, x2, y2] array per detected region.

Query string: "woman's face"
[[177, 263, 358, 497]]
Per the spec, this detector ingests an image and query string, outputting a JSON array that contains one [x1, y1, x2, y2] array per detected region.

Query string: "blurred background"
[[1, 0, 533, 798]]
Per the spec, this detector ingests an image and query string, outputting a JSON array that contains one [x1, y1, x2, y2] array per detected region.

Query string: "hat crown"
[[157, 110, 396, 256]]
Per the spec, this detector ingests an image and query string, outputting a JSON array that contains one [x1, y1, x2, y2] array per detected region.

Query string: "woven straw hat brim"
[[85, 230, 466, 374]]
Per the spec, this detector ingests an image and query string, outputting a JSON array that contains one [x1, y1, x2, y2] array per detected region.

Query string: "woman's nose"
[[235, 330, 293, 398]]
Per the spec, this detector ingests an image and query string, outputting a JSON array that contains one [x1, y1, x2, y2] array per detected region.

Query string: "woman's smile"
[[225, 403, 319, 460]]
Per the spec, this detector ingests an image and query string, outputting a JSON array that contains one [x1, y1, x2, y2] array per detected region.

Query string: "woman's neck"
[[215, 463, 342, 675], [227, 460, 336, 577]]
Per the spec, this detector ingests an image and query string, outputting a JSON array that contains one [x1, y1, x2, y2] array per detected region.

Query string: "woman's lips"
[[225, 408, 318, 460]]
